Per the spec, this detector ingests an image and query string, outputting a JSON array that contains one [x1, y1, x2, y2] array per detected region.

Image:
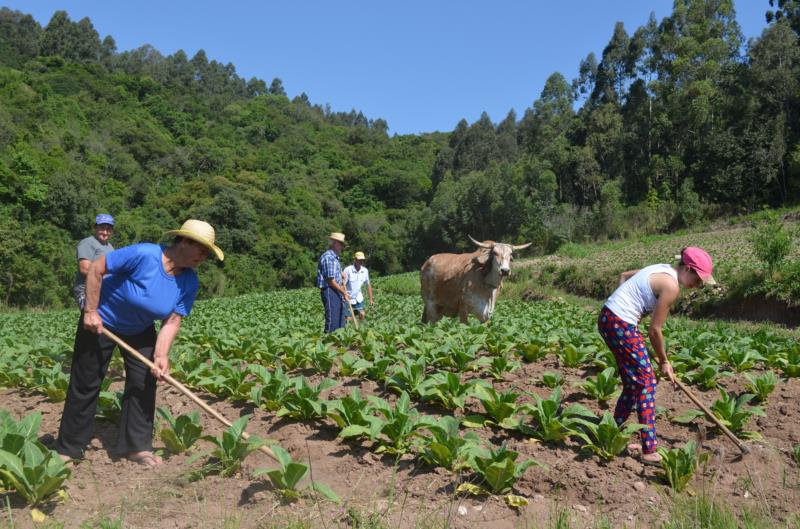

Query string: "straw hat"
[[165, 219, 224, 261], [354, 251, 366, 260], [329, 232, 347, 245]]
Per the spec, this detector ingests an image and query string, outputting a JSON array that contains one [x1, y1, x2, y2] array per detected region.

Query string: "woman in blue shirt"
[[56, 220, 223, 467]]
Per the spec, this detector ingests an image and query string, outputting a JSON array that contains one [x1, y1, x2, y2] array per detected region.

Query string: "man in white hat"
[[343, 251, 374, 322], [316, 232, 350, 333], [74, 213, 116, 309]]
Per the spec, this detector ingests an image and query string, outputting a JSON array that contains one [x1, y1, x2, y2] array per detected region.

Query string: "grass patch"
[[374, 272, 419, 297]]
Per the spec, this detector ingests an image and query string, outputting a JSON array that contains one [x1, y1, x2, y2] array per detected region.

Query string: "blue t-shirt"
[[97, 243, 199, 335]]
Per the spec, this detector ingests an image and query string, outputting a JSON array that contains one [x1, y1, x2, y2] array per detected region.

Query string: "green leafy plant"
[[486, 355, 520, 381], [307, 342, 337, 374], [189, 415, 265, 478], [32, 363, 69, 403], [419, 371, 484, 411], [157, 407, 203, 454], [468, 385, 520, 428], [327, 388, 372, 430], [249, 367, 293, 412], [574, 412, 646, 461], [721, 347, 765, 373], [674, 389, 766, 439], [657, 441, 708, 492], [744, 371, 778, 403], [276, 377, 337, 421], [459, 444, 540, 494], [253, 445, 339, 502], [518, 388, 596, 442], [579, 367, 620, 405], [387, 356, 428, 398], [775, 346, 800, 378], [419, 416, 482, 471], [683, 359, 728, 390], [0, 411, 71, 506], [96, 382, 123, 424], [340, 392, 434, 456], [540, 371, 565, 389], [339, 352, 372, 378], [792, 444, 800, 466], [558, 344, 593, 368], [516, 339, 548, 362]]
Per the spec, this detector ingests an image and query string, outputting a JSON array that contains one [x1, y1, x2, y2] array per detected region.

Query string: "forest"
[[1, 0, 799, 307]]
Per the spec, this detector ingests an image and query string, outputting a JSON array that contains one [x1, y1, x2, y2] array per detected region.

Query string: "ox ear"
[[472, 249, 491, 268]]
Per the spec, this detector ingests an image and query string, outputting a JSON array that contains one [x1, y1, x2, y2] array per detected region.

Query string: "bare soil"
[[3, 356, 800, 529]]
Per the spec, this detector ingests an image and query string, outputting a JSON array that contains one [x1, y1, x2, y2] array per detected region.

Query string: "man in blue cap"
[[73, 214, 116, 309]]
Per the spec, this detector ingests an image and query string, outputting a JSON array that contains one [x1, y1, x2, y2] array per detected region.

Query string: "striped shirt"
[[316, 249, 342, 288]]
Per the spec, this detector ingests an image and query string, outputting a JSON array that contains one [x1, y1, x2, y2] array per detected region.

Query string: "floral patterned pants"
[[597, 306, 658, 454]]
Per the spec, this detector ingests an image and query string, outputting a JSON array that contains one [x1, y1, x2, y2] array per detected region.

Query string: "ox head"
[[469, 235, 532, 287]]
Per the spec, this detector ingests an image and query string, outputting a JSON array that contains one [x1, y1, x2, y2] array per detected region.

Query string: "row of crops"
[[1, 289, 800, 509]]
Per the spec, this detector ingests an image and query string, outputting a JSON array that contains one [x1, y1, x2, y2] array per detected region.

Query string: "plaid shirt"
[[316, 249, 342, 288]]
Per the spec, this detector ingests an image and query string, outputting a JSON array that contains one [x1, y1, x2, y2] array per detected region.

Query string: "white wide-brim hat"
[[164, 219, 224, 261]]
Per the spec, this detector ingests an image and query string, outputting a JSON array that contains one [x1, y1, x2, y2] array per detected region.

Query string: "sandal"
[[641, 453, 662, 467], [127, 451, 163, 468], [627, 443, 642, 454]]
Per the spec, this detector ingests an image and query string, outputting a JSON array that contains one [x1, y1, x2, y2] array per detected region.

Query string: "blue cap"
[[95, 214, 115, 226]]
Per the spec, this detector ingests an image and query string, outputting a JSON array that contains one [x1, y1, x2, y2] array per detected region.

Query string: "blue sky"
[[8, 1, 770, 135]]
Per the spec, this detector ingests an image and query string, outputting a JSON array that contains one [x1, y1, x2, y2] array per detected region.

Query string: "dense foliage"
[[2, 1, 800, 307]]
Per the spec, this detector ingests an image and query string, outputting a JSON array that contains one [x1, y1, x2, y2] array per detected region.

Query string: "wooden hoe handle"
[[348, 300, 359, 330], [102, 328, 277, 461], [674, 379, 750, 455]]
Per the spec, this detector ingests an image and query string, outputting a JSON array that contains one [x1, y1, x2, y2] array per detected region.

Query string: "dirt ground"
[[2, 354, 800, 529]]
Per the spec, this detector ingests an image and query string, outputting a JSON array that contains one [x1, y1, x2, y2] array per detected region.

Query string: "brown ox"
[[420, 236, 531, 324]]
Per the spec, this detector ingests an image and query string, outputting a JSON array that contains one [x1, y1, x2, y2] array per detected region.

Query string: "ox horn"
[[511, 242, 533, 250], [468, 235, 493, 249]]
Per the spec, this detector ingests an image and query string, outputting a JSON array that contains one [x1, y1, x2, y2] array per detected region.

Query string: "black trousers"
[[56, 316, 158, 458]]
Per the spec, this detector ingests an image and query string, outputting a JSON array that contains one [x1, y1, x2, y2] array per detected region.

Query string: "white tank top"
[[605, 264, 677, 325]]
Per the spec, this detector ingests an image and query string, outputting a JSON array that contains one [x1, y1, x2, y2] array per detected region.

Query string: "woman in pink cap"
[[597, 247, 715, 464]]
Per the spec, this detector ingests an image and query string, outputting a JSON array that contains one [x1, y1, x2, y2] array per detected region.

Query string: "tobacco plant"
[[540, 372, 565, 389], [157, 407, 203, 454], [419, 416, 482, 471], [744, 371, 778, 403], [674, 389, 766, 439], [486, 355, 521, 381], [340, 392, 435, 456], [518, 388, 595, 442], [579, 367, 620, 405], [460, 444, 540, 495], [420, 371, 485, 411], [254, 445, 339, 502], [189, 415, 265, 478], [469, 385, 520, 428], [573, 412, 646, 461], [32, 362, 70, 403], [657, 441, 708, 492], [327, 388, 372, 429], [249, 367, 293, 412], [276, 377, 337, 421], [0, 411, 71, 506]]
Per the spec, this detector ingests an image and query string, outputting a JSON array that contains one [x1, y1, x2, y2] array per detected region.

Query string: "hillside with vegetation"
[[2, 1, 800, 308]]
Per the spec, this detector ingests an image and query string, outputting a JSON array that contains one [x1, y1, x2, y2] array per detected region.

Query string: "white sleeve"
[[364, 269, 370, 284]]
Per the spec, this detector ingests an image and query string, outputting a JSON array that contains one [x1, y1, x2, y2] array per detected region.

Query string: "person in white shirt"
[[597, 247, 715, 466], [342, 251, 374, 322]]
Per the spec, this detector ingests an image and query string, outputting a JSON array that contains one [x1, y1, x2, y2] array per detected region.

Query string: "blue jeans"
[[321, 288, 345, 333]]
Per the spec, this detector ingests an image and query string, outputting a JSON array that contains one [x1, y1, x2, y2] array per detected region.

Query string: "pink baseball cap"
[[680, 247, 716, 285]]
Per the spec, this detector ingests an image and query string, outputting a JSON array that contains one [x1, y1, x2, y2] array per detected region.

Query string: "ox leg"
[[423, 302, 442, 324], [458, 305, 470, 325]]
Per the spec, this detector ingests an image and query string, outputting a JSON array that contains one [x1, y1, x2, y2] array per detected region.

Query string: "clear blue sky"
[[7, 1, 770, 135]]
